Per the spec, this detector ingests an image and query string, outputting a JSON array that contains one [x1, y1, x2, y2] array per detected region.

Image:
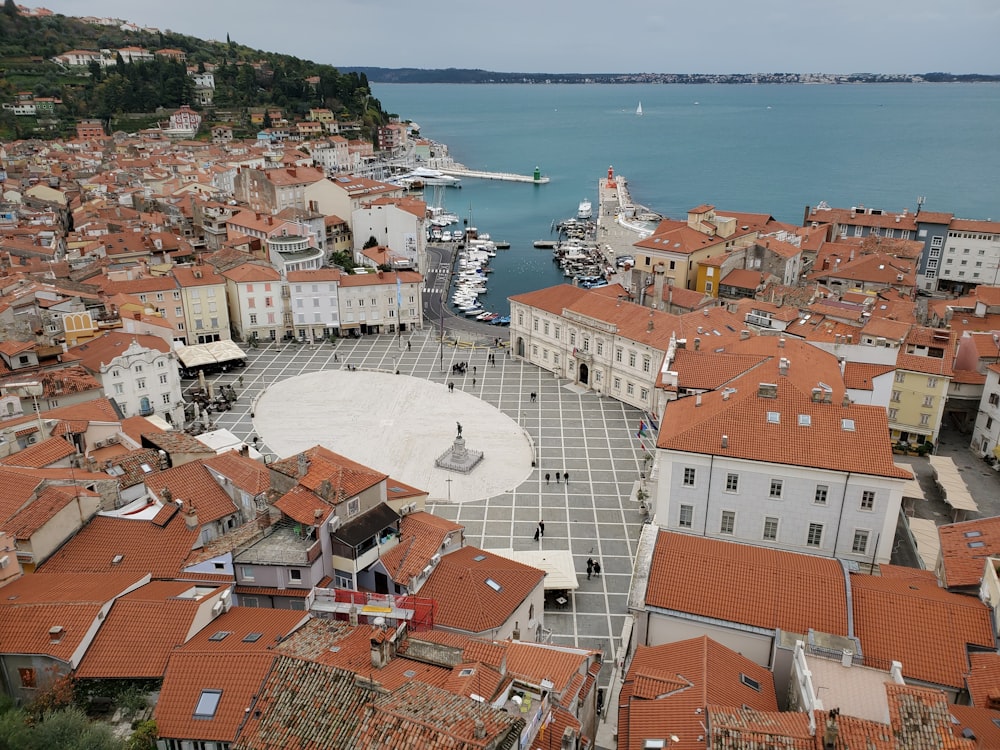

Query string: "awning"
[[895, 462, 925, 501], [907, 517, 941, 572], [927, 455, 979, 513], [484, 548, 580, 591], [334, 502, 400, 547]]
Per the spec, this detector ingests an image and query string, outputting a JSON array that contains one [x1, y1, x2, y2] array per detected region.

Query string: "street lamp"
[[445, 477, 453, 503]]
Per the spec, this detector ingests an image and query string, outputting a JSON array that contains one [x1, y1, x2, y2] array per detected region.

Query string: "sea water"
[[374, 83, 1000, 313]]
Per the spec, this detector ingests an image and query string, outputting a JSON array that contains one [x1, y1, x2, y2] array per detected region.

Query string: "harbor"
[[439, 165, 550, 184]]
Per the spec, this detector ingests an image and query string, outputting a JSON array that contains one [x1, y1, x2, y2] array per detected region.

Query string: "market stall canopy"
[[927, 454, 978, 521], [907, 516, 941, 572], [485, 548, 579, 590]]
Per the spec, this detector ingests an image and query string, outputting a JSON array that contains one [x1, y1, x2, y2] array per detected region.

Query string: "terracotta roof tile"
[[851, 567, 994, 689], [938, 516, 1000, 589], [1, 485, 98, 540], [75, 580, 225, 679], [38, 508, 199, 579], [965, 652, 1000, 709], [949, 704, 1000, 748], [0, 435, 76, 468], [204, 451, 270, 496], [145, 460, 238, 524], [417, 547, 545, 634], [0, 572, 149, 665], [645, 531, 849, 637], [381, 512, 463, 587]]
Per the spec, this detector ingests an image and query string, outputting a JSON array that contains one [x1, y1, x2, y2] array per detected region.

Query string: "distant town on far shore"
[[344, 69, 1000, 84]]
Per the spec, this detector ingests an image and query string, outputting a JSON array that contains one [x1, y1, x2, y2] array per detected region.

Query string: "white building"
[[653, 342, 910, 565], [288, 268, 343, 342], [338, 271, 423, 336], [972, 363, 1000, 459], [937, 218, 1000, 291], [220, 262, 285, 344], [68, 332, 184, 426], [351, 197, 427, 273]]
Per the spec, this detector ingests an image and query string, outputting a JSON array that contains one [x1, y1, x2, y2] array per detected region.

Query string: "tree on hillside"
[[2, 0, 17, 18]]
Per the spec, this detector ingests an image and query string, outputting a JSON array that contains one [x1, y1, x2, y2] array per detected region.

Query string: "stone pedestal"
[[435, 435, 484, 473]]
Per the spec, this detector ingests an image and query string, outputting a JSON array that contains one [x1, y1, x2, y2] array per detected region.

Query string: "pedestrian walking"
[[534, 527, 540, 542], [473, 366, 477, 375], [586, 558, 594, 580], [563, 471, 569, 486], [448, 381, 454, 392], [334, 353, 338, 362], [539, 520, 545, 537], [545, 473, 550, 485], [593, 560, 601, 577], [472, 377, 476, 386], [555, 473, 560, 484], [407, 340, 411, 351]]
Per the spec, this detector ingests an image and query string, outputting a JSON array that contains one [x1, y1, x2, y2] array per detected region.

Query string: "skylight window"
[[459, 668, 476, 677], [208, 631, 231, 642], [969, 541, 986, 548], [194, 689, 222, 719], [242, 632, 263, 643], [964, 531, 982, 538], [798, 414, 811, 427], [403, 670, 417, 678], [140, 463, 153, 473], [841, 419, 856, 431], [106, 465, 125, 476], [485, 578, 502, 592], [740, 673, 761, 692], [473, 554, 487, 562], [389, 486, 405, 493], [767, 411, 780, 424]]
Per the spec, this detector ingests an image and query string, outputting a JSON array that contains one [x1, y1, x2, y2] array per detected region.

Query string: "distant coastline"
[[344, 69, 999, 84]]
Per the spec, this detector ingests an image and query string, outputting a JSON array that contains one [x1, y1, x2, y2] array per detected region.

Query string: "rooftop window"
[[242, 632, 263, 643], [841, 419, 856, 431], [798, 414, 811, 427], [193, 689, 222, 719], [740, 673, 761, 692], [208, 631, 231, 642], [485, 578, 502, 592]]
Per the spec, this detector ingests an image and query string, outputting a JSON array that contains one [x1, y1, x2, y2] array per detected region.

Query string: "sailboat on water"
[[636, 101, 643, 116]]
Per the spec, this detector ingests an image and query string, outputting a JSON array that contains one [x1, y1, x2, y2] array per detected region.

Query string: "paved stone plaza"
[[198, 328, 649, 691]]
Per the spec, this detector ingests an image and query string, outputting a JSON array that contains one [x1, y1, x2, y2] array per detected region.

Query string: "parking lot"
[[197, 327, 648, 691]]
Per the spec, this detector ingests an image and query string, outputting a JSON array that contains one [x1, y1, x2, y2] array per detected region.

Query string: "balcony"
[[745, 312, 775, 329], [234, 523, 323, 566], [333, 530, 400, 574]]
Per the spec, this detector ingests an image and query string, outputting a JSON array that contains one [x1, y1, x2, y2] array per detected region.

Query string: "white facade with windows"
[[288, 269, 342, 342], [101, 340, 184, 426], [972, 365, 1000, 458], [337, 272, 423, 335], [660, 450, 902, 564], [508, 295, 668, 413], [937, 224, 1000, 287]]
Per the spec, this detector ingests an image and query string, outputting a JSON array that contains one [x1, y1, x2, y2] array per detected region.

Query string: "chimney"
[[778, 337, 785, 348], [512, 621, 521, 641], [740, 329, 751, 340], [823, 711, 840, 750], [161, 486, 173, 503], [695, 394, 702, 407], [474, 720, 486, 740], [297, 452, 309, 478], [778, 358, 789, 376], [694, 338, 701, 351], [721, 435, 728, 449], [842, 394, 851, 408], [184, 501, 199, 531], [48, 625, 65, 643], [647, 315, 654, 333], [561, 727, 576, 750], [349, 605, 359, 627]]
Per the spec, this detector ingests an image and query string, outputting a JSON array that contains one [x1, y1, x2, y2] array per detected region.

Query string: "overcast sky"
[[38, 0, 999, 74]]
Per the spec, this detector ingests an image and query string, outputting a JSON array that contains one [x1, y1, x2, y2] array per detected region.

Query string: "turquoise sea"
[[373, 83, 1000, 314]]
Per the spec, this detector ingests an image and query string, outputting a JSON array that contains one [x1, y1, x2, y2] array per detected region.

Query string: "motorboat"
[[408, 167, 462, 186], [577, 199, 593, 220]]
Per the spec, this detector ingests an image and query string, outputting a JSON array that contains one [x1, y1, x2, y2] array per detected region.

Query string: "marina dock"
[[596, 167, 655, 267], [439, 166, 550, 184]]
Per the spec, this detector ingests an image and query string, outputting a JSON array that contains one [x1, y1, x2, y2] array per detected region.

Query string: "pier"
[[439, 167, 550, 184]]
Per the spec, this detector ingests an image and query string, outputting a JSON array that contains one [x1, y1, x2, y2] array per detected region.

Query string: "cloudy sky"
[[39, 0, 999, 74]]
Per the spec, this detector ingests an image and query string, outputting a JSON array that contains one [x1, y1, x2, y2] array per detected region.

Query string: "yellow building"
[[888, 327, 955, 446]]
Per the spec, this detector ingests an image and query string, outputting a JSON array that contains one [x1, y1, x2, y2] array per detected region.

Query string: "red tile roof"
[[204, 450, 270, 496], [0, 572, 149, 665], [75, 580, 225, 679], [645, 531, 850, 637], [145, 460, 238, 525], [269, 445, 387, 500], [657, 344, 910, 479], [0, 435, 76, 468], [38, 508, 199, 579], [1, 485, 97, 541], [851, 566, 994, 689], [965, 651, 1000, 709], [380, 512, 463, 587], [938, 516, 1000, 589], [619, 636, 778, 750], [418, 546, 545, 634]]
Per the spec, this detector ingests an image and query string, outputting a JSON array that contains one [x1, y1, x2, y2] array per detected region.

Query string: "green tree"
[[2, 0, 18, 18]]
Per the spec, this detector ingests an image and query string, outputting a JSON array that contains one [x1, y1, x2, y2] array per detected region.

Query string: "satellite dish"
[[373, 616, 386, 627]]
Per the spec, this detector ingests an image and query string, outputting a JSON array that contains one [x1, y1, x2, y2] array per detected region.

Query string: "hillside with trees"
[[0, 5, 386, 139]]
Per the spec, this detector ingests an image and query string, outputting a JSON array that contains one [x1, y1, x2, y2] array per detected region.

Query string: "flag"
[[639, 441, 646, 451]]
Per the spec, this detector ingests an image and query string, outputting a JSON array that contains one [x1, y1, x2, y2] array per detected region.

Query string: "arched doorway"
[[516, 337, 525, 357], [579, 363, 589, 385]]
